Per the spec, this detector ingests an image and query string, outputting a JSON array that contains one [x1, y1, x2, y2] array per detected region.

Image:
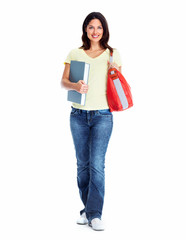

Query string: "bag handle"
[[110, 51, 113, 63], [109, 51, 116, 75]]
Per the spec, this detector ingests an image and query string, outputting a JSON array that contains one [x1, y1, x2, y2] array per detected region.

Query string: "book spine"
[[81, 63, 89, 105]]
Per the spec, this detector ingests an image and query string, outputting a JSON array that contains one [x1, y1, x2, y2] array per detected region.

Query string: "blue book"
[[67, 60, 90, 105]]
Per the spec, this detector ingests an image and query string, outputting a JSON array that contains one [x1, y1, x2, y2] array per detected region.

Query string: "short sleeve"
[[64, 49, 73, 65], [113, 49, 122, 67]]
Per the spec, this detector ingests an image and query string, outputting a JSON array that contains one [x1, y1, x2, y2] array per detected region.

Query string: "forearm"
[[61, 78, 77, 91]]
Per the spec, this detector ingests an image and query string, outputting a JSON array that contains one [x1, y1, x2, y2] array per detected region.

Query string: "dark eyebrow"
[[88, 25, 102, 27]]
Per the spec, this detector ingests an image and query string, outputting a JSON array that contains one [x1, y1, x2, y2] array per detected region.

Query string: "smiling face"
[[86, 19, 103, 43]]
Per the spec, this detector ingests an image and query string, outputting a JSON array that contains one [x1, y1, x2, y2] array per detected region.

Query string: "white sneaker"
[[76, 212, 88, 225], [89, 218, 105, 231]]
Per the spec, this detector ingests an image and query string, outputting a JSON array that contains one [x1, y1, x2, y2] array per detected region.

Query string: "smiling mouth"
[[92, 35, 99, 38]]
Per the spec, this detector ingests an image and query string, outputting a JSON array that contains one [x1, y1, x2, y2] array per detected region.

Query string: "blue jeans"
[[70, 107, 113, 222]]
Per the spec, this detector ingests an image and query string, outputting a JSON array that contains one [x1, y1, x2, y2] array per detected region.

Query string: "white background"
[[0, 0, 186, 239]]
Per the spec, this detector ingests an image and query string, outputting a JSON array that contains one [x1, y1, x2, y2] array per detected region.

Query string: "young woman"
[[61, 12, 122, 231]]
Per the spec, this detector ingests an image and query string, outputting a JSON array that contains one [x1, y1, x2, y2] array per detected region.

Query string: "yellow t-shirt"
[[64, 48, 122, 110]]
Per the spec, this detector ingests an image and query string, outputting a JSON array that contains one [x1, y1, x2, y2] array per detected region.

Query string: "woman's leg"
[[70, 109, 90, 214], [85, 110, 113, 222]]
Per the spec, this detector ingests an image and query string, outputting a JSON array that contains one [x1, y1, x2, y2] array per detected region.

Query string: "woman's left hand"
[[107, 61, 119, 70]]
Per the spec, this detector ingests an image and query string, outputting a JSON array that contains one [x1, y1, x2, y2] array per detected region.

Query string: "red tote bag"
[[107, 51, 133, 112]]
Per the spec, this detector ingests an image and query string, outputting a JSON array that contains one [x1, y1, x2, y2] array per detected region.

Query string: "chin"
[[90, 37, 102, 42]]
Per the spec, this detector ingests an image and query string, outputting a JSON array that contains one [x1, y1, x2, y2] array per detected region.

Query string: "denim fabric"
[[70, 107, 113, 222]]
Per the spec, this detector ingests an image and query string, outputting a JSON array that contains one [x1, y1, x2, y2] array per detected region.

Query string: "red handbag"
[[107, 51, 133, 112]]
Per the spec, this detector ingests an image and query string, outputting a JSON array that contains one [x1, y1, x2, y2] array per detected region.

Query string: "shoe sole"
[[88, 223, 104, 231], [77, 222, 88, 225]]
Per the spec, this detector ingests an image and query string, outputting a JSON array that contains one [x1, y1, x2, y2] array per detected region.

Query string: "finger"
[[79, 80, 85, 84], [80, 89, 88, 94], [81, 86, 88, 92]]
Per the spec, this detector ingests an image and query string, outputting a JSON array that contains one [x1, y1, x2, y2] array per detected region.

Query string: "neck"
[[89, 42, 103, 51]]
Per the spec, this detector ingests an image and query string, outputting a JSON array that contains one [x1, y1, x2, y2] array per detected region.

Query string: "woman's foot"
[[76, 212, 88, 225], [89, 218, 105, 231]]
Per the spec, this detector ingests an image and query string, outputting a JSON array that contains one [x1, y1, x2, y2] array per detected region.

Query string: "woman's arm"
[[61, 63, 88, 94]]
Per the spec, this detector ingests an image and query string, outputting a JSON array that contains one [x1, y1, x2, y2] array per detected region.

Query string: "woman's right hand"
[[75, 80, 89, 94]]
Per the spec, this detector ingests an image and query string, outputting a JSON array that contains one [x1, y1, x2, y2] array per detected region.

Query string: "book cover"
[[67, 61, 90, 105]]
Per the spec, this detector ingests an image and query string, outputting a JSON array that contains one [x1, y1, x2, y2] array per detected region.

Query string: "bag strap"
[[110, 51, 113, 63], [109, 51, 115, 75]]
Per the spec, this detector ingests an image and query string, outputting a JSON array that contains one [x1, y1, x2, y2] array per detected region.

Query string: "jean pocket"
[[71, 107, 79, 115]]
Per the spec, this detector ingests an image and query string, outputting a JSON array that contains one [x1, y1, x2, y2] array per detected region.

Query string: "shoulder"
[[111, 48, 122, 59], [112, 48, 122, 66], [113, 48, 121, 55], [68, 48, 82, 56]]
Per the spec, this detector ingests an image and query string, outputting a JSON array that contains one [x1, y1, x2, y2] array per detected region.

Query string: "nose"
[[93, 28, 98, 34]]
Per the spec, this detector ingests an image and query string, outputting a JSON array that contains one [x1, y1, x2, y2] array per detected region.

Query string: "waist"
[[71, 106, 111, 114]]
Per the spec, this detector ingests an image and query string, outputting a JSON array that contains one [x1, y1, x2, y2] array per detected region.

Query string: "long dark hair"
[[80, 12, 113, 53]]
